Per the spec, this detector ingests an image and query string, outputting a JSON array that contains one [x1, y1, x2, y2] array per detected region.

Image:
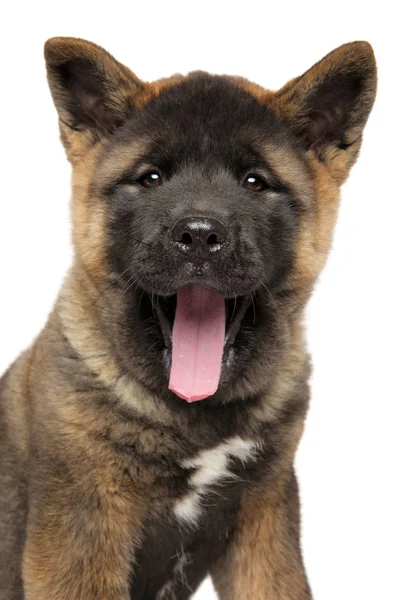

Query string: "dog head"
[[44, 38, 376, 403]]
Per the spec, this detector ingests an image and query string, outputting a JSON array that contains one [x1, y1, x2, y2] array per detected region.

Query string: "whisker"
[[128, 234, 153, 247], [88, 265, 132, 312], [231, 294, 237, 322], [261, 281, 277, 308], [86, 231, 153, 314], [123, 275, 139, 297], [250, 293, 256, 325], [139, 289, 145, 310], [120, 272, 137, 296]]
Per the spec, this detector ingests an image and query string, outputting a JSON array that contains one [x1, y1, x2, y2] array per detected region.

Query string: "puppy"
[[0, 38, 376, 599]]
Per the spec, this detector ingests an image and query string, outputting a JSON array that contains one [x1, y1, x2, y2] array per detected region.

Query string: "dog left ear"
[[44, 37, 146, 159], [271, 42, 377, 183]]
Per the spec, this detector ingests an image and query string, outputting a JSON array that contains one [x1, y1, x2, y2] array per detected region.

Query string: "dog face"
[[106, 76, 303, 297], [44, 38, 376, 402]]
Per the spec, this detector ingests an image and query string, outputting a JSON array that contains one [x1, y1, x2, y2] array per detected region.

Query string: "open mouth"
[[153, 284, 253, 403]]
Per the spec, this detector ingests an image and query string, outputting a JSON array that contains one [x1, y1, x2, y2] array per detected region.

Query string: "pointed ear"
[[44, 37, 146, 158], [271, 42, 377, 183]]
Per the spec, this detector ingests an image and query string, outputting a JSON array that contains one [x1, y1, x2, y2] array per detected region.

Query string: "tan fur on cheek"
[[310, 156, 342, 254], [70, 144, 109, 285], [70, 136, 154, 287], [290, 155, 341, 296]]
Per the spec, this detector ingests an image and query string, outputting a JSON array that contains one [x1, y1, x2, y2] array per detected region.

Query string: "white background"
[[0, 2, 399, 598]]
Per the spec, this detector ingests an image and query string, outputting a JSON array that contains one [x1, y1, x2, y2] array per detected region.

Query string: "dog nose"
[[172, 217, 227, 260]]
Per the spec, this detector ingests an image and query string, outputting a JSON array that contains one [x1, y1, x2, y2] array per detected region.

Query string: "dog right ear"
[[270, 42, 377, 184], [44, 37, 146, 159]]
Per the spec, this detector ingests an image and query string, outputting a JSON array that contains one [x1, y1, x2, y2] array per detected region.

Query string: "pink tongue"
[[168, 284, 225, 402]]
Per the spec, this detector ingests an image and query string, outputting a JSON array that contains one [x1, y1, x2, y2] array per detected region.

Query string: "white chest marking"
[[174, 436, 258, 526]]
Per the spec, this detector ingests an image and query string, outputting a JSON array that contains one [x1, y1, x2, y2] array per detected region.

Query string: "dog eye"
[[139, 172, 162, 188], [244, 174, 267, 192]]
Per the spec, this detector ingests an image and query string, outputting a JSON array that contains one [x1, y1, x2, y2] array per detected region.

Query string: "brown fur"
[[212, 472, 310, 600], [0, 38, 376, 599]]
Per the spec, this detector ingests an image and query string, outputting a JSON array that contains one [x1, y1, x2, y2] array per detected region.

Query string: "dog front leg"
[[22, 467, 144, 600], [211, 470, 312, 600]]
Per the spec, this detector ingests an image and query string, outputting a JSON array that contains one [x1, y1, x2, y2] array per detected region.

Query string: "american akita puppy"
[[0, 38, 376, 600]]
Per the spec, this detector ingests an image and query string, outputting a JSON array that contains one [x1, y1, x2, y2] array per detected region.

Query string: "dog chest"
[[130, 436, 260, 599]]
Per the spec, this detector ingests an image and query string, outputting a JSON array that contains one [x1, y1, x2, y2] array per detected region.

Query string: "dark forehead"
[[113, 72, 300, 159], [138, 73, 277, 132]]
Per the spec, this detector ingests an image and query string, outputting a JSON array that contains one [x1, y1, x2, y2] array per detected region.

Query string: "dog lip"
[[223, 295, 252, 348], [154, 297, 172, 350]]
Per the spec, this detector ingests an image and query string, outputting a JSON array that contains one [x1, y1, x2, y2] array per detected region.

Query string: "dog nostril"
[[172, 216, 227, 259], [181, 232, 192, 245]]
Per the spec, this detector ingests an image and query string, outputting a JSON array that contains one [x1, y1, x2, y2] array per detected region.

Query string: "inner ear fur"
[[271, 41, 377, 182], [44, 37, 146, 156]]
